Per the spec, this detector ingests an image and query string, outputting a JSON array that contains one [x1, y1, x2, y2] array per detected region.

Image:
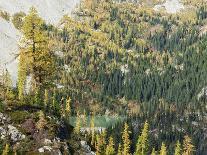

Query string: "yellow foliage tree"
[[160, 142, 167, 155], [65, 97, 71, 116], [182, 135, 195, 155], [122, 123, 131, 155], [106, 136, 115, 155], [74, 111, 81, 134], [2, 144, 9, 155], [36, 110, 47, 130], [135, 121, 149, 155]]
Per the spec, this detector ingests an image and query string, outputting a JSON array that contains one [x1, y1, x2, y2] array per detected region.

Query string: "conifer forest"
[[0, 0, 207, 154]]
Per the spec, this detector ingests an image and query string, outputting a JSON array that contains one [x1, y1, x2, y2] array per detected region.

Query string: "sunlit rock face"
[[0, 0, 81, 24], [0, 17, 20, 86], [0, 0, 81, 86], [154, 0, 184, 13]]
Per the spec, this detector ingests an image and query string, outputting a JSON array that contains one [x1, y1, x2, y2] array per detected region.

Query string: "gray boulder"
[[8, 125, 25, 142]]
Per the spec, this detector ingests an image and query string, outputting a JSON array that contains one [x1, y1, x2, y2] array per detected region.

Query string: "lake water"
[[69, 115, 126, 128]]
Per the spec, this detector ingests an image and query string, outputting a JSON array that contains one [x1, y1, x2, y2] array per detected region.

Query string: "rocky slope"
[[0, 105, 94, 154]]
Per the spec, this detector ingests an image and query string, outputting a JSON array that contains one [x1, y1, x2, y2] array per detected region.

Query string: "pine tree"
[[122, 123, 131, 155], [2, 143, 9, 155], [160, 143, 167, 155], [18, 50, 27, 100], [182, 135, 195, 155], [135, 121, 149, 155], [21, 7, 55, 91], [106, 136, 115, 155], [151, 148, 157, 155], [174, 141, 182, 155]]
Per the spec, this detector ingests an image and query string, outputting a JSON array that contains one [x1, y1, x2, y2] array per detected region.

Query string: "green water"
[[69, 115, 126, 128]]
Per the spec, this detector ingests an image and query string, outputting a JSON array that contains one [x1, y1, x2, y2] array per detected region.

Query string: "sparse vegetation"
[[0, 0, 206, 154]]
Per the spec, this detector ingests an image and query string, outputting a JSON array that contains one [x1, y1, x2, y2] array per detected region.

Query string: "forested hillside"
[[0, 0, 207, 154]]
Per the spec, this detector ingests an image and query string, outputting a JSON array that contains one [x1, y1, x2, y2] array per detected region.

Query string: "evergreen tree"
[[160, 143, 167, 155], [174, 141, 182, 155], [182, 135, 195, 155], [135, 121, 149, 155], [122, 123, 131, 155], [106, 136, 115, 155]]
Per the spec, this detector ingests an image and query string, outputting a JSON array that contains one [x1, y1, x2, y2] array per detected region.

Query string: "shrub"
[[9, 111, 30, 124]]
